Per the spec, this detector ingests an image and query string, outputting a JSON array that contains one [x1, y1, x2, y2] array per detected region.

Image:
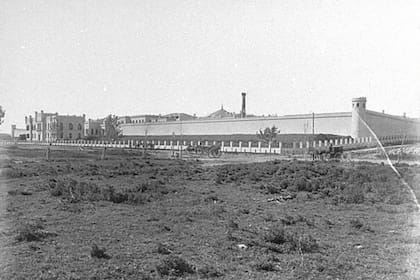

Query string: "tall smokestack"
[[241, 92, 246, 118]]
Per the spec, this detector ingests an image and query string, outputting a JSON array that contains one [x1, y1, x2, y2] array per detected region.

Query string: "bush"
[[90, 244, 111, 259], [350, 218, 363, 229], [264, 225, 288, 245], [254, 260, 277, 272], [16, 221, 56, 242], [264, 225, 319, 253], [289, 234, 319, 253], [156, 256, 195, 277], [343, 183, 365, 204], [197, 265, 224, 278]]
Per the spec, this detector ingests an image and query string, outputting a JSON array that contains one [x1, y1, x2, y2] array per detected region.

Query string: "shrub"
[[156, 256, 195, 277], [350, 218, 364, 230], [265, 225, 288, 244], [254, 260, 277, 272], [16, 221, 56, 242], [157, 243, 172, 255], [90, 244, 111, 259], [343, 183, 365, 204], [197, 265, 224, 278], [290, 234, 319, 253]]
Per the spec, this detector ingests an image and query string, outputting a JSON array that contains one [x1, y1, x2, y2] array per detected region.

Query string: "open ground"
[[1, 144, 420, 279]]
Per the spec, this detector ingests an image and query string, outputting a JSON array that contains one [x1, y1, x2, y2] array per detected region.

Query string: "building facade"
[[24, 111, 85, 141], [85, 118, 105, 139]]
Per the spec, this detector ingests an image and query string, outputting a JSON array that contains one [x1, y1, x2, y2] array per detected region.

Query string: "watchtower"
[[351, 97, 368, 138]]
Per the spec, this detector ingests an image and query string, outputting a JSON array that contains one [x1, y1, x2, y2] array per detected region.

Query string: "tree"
[[0, 106, 4, 125], [257, 126, 279, 153], [103, 114, 121, 141]]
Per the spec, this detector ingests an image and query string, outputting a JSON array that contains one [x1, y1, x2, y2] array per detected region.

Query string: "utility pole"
[[179, 113, 183, 159]]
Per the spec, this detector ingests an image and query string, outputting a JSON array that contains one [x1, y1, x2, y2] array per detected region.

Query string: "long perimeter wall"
[[120, 112, 352, 137], [120, 97, 420, 139]]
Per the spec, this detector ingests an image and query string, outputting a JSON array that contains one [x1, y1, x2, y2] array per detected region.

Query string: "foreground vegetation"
[[1, 145, 419, 279]]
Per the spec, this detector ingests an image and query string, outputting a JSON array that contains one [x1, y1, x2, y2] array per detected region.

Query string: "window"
[[60, 132, 63, 138], [78, 123, 82, 130], [26, 134, 29, 138], [95, 129, 98, 135], [78, 133, 81, 139], [59, 123, 63, 130], [69, 123, 73, 130], [69, 133, 72, 139], [91, 129, 94, 135], [356, 103, 359, 107], [26, 125, 29, 130]]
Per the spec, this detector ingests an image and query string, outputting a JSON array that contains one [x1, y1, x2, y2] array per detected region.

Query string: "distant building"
[[85, 118, 105, 139], [24, 111, 85, 141], [10, 125, 27, 140], [204, 105, 235, 119], [164, 113, 196, 121]]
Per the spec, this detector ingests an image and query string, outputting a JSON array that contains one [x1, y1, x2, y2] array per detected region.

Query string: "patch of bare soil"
[[1, 145, 419, 279]]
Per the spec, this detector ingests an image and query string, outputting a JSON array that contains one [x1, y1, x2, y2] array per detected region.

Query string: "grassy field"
[[1, 145, 419, 279]]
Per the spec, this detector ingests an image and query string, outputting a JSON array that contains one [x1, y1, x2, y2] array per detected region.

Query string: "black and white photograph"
[[0, 1, 420, 279]]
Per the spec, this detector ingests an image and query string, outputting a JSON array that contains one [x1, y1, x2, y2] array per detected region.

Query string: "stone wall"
[[365, 110, 420, 138], [120, 112, 353, 137]]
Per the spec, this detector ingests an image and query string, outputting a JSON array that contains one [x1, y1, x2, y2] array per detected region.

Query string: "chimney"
[[241, 92, 246, 118]]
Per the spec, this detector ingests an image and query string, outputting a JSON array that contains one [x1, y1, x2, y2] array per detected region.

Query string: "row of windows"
[[45, 133, 82, 139], [86, 128, 100, 135], [27, 123, 83, 130]]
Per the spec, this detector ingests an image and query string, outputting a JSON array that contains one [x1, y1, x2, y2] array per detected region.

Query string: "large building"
[[119, 95, 420, 139], [23, 111, 85, 141], [85, 118, 105, 139]]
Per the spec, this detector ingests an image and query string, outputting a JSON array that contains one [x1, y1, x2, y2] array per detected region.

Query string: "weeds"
[[197, 265, 224, 278], [264, 224, 319, 253], [16, 220, 56, 242], [90, 244, 111, 259], [48, 177, 160, 205], [156, 256, 195, 277]]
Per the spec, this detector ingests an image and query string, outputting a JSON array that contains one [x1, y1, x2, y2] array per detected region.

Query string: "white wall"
[[365, 110, 420, 137], [121, 112, 353, 136]]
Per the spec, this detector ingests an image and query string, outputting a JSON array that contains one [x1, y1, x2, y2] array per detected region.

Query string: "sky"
[[0, 0, 419, 133]]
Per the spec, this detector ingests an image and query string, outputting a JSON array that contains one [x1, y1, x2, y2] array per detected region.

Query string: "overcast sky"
[[1, 0, 419, 133]]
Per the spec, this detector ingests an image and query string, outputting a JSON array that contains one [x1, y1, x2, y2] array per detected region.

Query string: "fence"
[[1, 134, 419, 155]]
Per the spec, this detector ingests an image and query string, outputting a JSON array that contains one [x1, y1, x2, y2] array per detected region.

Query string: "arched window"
[[69, 123, 73, 130]]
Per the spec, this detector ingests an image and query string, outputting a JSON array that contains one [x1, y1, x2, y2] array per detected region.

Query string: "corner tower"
[[351, 97, 368, 138]]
